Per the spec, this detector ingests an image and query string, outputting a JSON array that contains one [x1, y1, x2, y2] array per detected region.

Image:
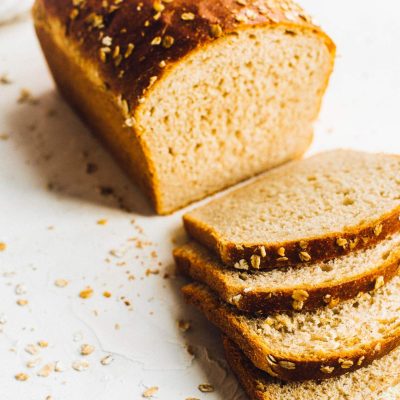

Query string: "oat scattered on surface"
[[79, 287, 94, 299], [80, 344, 95, 356], [97, 219, 108, 225], [142, 386, 159, 398], [54, 361, 65, 372], [198, 384, 214, 393], [54, 279, 69, 288], [72, 360, 90, 372], [16, 299, 28, 306], [37, 363, 54, 377], [38, 341, 48, 348], [15, 284, 27, 295], [25, 344, 39, 355], [0, 74, 12, 84], [26, 358, 41, 368], [15, 372, 29, 381], [0, 242, 6, 251], [100, 355, 114, 366], [103, 291, 112, 298]]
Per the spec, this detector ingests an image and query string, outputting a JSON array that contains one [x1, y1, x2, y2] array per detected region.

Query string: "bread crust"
[[223, 336, 274, 400], [175, 241, 400, 313], [183, 205, 400, 269], [33, 0, 335, 214], [182, 282, 400, 381]]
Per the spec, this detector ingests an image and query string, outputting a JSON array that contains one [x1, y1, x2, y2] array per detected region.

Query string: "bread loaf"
[[175, 234, 400, 313], [183, 150, 400, 268], [183, 278, 400, 381], [33, 0, 335, 214], [223, 336, 400, 400]]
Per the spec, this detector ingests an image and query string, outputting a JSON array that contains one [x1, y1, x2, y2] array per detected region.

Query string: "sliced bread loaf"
[[223, 336, 400, 400], [182, 277, 400, 381], [183, 150, 400, 269], [33, 0, 335, 214], [175, 235, 400, 313]]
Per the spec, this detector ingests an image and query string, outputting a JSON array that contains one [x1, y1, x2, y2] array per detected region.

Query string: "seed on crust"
[[278, 360, 296, 370], [339, 358, 354, 369], [277, 256, 288, 262], [259, 245, 267, 257], [357, 356, 365, 366], [320, 365, 334, 374], [292, 300, 304, 311], [234, 259, 249, 270], [299, 240, 308, 249], [292, 289, 309, 302], [210, 23, 223, 38], [336, 238, 348, 248], [374, 276, 385, 290], [231, 294, 242, 305], [374, 224, 383, 237], [277, 247, 286, 257], [250, 254, 261, 269], [299, 251, 311, 262]]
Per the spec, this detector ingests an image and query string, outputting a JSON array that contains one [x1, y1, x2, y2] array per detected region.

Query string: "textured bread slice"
[[182, 277, 400, 381], [223, 336, 400, 400], [33, 0, 335, 214], [175, 235, 400, 313], [183, 150, 400, 268]]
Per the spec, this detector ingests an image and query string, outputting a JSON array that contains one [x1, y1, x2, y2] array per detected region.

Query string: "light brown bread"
[[182, 278, 400, 381], [175, 235, 400, 313], [223, 336, 400, 400], [33, 0, 335, 214], [184, 150, 400, 268]]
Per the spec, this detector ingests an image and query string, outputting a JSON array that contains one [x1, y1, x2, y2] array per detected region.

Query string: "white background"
[[0, 1, 400, 399]]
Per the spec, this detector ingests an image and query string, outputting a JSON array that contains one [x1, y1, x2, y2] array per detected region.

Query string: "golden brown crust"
[[183, 206, 400, 269], [174, 241, 400, 313], [182, 282, 400, 381], [34, 0, 334, 109], [223, 336, 272, 400], [33, 0, 335, 214]]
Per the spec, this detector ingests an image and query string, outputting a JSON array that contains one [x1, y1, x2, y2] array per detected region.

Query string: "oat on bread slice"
[[174, 235, 400, 313], [182, 277, 400, 382], [183, 150, 400, 270], [222, 336, 400, 400]]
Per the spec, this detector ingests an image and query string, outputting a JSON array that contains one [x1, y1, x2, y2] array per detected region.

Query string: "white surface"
[[0, 0, 33, 25], [0, 2, 400, 399]]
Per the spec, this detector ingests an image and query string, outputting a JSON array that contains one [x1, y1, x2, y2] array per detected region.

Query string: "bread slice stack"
[[174, 150, 400, 398]]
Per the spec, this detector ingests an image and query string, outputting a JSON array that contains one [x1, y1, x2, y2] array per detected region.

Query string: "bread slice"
[[175, 235, 400, 313], [33, 0, 335, 214], [223, 336, 400, 400], [182, 277, 400, 381], [183, 150, 400, 269]]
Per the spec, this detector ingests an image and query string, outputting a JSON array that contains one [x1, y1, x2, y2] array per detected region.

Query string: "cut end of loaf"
[[137, 25, 334, 213]]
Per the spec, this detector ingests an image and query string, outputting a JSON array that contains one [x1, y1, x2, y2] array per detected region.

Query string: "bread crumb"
[[80, 344, 95, 356], [37, 363, 54, 378], [72, 360, 90, 371], [38, 340, 48, 348], [103, 291, 112, 298], [15, 372, 29, 381], [16, 299, 28, 306], [79, 287, 94, 299], [142, 386, 158, 398], [54, 279, 69, 288], [97, 219, 107, 225], [0, 242, 6, 251], [100, 355, 113, 365]]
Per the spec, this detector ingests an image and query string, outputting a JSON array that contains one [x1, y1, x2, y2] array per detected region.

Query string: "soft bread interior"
[[138, 26, 333, 211], [185, 150, 400, 244]]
